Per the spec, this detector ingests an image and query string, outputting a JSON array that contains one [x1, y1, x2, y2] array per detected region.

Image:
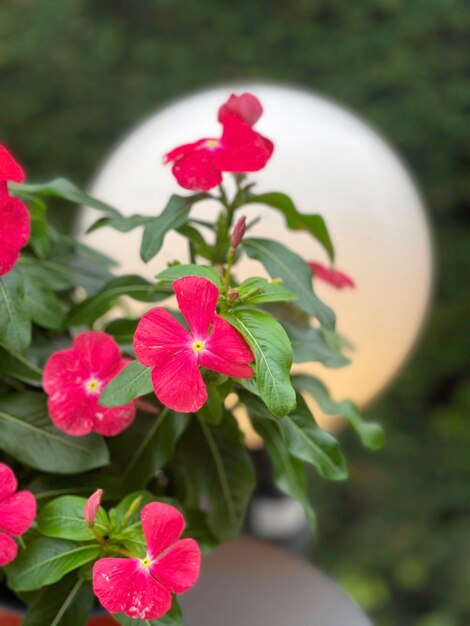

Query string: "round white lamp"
[[79, 83, 433, 413]]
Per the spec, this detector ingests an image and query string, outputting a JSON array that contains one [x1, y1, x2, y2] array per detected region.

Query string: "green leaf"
[[177, 224, 214, 261], [113, 601, 183, 625], [18, 267, 66, 330], [224, 308, 296, 417], [0, 392, 109, 473], [140, 194, 206, 262], [156, 263, 222, 287], [243, 393, 316, 528], [242, 238, 335, 329], [104, 318, 139, 346], [23, 575, 94, 626], [100, 360, 153, 407], [283, 322, 350, 368], [174, 414, 255, 542], [68, 275, 170, 326], [87, 214, 153, 233], [6, 537, 100, 592], [237, 277, 297, 305], [0, 268, 31, 353], [240, 191, 334, 260], [198, 387, 224, 425], [9, 178, 120, 215], [0, 345, 43, 386], [37, 496, 109, 541], [109, 409, 190, 489], [282, 394, 348, 480], [294, 374, 385, 449]]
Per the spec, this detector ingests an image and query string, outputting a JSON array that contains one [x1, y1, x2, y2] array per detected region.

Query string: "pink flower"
[[308, 261, 356, 289], [84, 489, 103, 527], [0, 463, 36, 567], [134, 276, 253, 413], [93, 502, 201, 621], [0, 145, 30, 276], [43, 331, 136, 436], [218, 92, 263, 126], [164, 93, 273, 192]]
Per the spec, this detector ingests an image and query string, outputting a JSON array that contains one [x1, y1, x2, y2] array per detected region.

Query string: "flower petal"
[[218, 92, 263, 126], [173, 276, 219, 339], [73, 331, 122, 378], [47, 390, 95, 436], [150, 538, 201, 594], [92, 402, 136, 437], [164, 138, 211, 164], [141, 502, 185, 560], [215, 115, 274, 172], [93, 557, 172, 620], [0, 532, 17, 566], [0, 145, 25, 183], [200, 313, 254, 378], [0, 464, 17, 501], [0, 193, 31, 250], [43, 349, 88, 395], [151, 348, 207, 413], [0, 491, 36, 536], [0, 243, 19, 276], [134, 308, 192, 367], [308, 261, 355, 289], [171, 149, 222, 192]]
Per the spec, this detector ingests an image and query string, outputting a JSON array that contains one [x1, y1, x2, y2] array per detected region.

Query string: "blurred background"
[[0, 2, 469, 625]]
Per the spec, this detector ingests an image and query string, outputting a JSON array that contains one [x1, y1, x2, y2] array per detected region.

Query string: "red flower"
[[164, 93, 273, 192], [134, 276, 253, 413], [43, 331, 136, 436], [308, 261, 355, 289], [84, 489, 103, 527], [0, 463, 36, 566], [0, 145, 30, 276], [218, 92, 263, 126], [93, 502, 201, 621]]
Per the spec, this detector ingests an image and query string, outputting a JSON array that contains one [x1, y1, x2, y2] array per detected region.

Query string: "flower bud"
[[84, 489, 103, 527], [227, 288, 239, 303], [230, 217, 246, 248]]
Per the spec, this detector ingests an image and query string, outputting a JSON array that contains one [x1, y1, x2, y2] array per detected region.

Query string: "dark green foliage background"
[[0, 1, 468, 624]]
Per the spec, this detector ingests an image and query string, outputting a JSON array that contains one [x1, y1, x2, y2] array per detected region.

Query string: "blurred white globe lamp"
[[79, 84, 433, 419]]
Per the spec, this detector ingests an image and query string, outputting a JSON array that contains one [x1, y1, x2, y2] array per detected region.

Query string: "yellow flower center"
[[85, 378, 101, 395], [192, 340, 205, 353], [205, 139, 219, 149], [140, 556, 152, 569]]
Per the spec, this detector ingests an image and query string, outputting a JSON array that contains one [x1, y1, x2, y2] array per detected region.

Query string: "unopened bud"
[[228, 289, 240, 303], [230, 216, 247, 248], [84, 489, 103, 527]]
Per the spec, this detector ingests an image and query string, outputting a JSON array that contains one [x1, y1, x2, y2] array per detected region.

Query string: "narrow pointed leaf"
[[100, 360, 153, 407], [240, 191, 334, 260], [242, 238, 335, 329], [156, 263, 222, 287], [294, 374, 385, 449]]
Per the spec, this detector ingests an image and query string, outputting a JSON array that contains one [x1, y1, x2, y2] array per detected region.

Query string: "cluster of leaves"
[[1, 174, 382, 624]]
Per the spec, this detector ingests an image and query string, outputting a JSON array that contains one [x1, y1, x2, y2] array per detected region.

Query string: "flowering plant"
[[0, 93, 383, 624]]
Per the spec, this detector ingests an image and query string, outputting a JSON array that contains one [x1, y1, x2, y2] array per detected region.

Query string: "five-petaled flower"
[[0, 463, 36, 567], [43, 331, 136, 436], [0, 145, 30, 276], [93, 502, 201, 621], [164, 92, 273, 192], [134, 275, 254, 413], [308, 261, 355, 290]]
